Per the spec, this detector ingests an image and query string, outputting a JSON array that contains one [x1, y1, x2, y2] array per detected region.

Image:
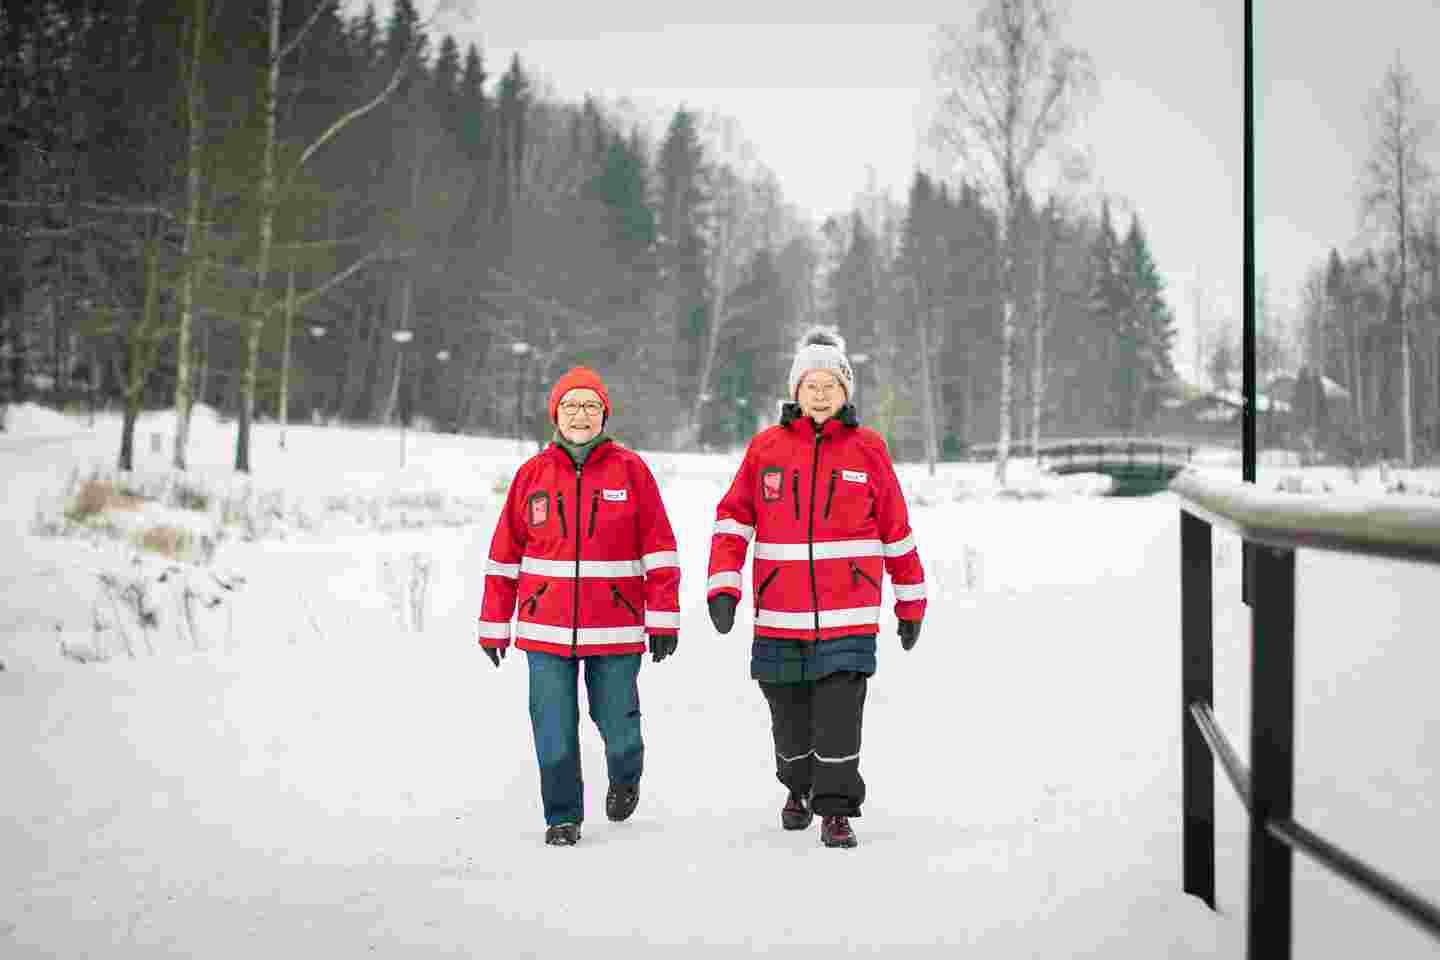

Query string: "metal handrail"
[[1174, 468, 1440, 957], [1170, 470, 1440, 565]]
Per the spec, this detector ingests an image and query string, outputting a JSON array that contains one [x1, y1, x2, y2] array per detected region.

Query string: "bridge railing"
[[1170, 469, 1440, 957], [961, 436, 1196, 468]]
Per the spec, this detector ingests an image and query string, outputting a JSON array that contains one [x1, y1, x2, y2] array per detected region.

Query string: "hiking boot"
[[544, 822, 581, 846], [781, 791, 814, 831], [820, 815, 857, 848], [606, 783, 639, 822]]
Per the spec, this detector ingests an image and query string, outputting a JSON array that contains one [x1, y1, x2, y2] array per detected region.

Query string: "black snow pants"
[[758, 670, 867, 817]]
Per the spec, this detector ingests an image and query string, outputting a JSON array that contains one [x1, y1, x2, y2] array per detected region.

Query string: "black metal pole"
[[1182, 510, 1216, 908], [1247, 544, 1296, 960], [1242, 0, 1257, 606]]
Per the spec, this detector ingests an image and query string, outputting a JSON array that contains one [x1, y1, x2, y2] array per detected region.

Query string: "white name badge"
[[842, 470, 867, 484], [603, 488, 628, 501]]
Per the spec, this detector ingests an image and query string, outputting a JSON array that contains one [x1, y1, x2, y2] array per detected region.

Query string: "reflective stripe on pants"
[[759, 671, 867, 817]]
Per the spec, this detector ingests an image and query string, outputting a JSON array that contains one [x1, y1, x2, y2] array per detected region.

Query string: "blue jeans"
[[526, 651, 644, 826]]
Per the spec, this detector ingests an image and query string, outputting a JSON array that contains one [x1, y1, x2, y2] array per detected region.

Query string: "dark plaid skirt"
[[750, 633, 877, 685]]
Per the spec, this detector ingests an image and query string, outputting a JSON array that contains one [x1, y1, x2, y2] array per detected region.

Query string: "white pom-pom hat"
[[787, 326, 855, 401]]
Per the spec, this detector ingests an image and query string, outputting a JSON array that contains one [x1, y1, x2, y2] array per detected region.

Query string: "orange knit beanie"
[[548, 366, 611, 423]]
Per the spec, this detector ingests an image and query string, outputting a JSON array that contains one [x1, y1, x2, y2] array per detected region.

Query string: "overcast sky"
[[400, 1, 1440, 380]]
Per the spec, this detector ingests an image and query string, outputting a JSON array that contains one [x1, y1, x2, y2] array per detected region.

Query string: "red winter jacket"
[[478, 439, 680, 657], [707, 409, 927, 641]]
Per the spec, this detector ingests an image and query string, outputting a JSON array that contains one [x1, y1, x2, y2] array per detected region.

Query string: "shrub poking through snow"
[[37, 465, 502, 563]]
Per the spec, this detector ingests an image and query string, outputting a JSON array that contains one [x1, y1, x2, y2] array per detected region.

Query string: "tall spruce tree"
[[1087, 199, 1126, 430], [656, 108, 708, 430], [1117, 214, 1176, 429]]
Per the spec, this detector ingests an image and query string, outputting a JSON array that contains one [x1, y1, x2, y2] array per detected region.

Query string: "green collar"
[[554, 431, 611, 467]]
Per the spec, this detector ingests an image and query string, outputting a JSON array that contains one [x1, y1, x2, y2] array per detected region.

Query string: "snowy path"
[[4, 415, 1438, 956]]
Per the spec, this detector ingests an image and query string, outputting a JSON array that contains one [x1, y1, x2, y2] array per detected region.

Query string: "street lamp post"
[[392, 329, 413, 468], [308, 325, 327, 426], [510, 341, 531, 453], [434, 348, 451, 431]]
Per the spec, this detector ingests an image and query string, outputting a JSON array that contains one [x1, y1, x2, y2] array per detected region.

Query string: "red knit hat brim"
[[548, 366, 611, 423]]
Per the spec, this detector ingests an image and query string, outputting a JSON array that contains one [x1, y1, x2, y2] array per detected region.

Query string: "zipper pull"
[[849, 560, 859, 586]]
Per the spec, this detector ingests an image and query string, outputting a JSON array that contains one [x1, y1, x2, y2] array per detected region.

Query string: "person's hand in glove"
[[482, 644, 507, 668], [650, 633, 678, 663], [708, 594, 738, 634], [897, 619, 921, 651]]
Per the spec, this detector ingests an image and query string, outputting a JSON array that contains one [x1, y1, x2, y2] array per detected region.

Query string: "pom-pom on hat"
[[548, 366, 611, 423], [787, 326, 854, 401]]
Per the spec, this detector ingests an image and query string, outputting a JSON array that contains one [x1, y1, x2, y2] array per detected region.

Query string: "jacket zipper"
[[791, 469, 800, 521], [807, 427, 823, 638], [756, 567, 779, 599], [610, 584, 640, 622], [523, 582, 549, 615], [557, 492, 568, 539], [572, 465, 582, 656], [823, 468, 838, 518], [588, 489, 600, 538], [849, 560, 880, 591]]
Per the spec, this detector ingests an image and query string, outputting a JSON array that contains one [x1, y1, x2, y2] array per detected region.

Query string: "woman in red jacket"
[[706, 329, 926, 848], [477, 366, 681, 846]]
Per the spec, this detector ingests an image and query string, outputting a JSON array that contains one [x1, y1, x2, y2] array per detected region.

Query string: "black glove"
[[897, 619, 921, 651], [650, 633, 678, 663], [482, 645, 507, 668], [708, 594, 737, 634]]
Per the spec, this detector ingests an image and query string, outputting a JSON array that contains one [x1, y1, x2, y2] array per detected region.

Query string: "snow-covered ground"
[[2, 403, 1437, 957]]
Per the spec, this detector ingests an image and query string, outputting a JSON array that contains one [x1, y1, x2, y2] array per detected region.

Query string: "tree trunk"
[[919, 304, 939, 476], [688, 280, 729, 447], [173, 0, 207, 471], [996, 263, 1014, 483], [1030, 281, 1046, 458], [1351, 307, 1363, 421], [119, 401, 138, 472], [1402, 304, 1414, 465], [278, 259, 296, 449], [235, 0, 281, 474], [119, 237, 161, 472]]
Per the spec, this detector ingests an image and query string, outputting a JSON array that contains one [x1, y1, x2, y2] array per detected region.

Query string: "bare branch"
[[294, 37, 420, 172], [290, 247, 388, 312], [278, 0, 332, 63]]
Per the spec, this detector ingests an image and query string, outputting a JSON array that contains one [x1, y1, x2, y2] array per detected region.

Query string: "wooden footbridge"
[[965, 437, 1197, 496]]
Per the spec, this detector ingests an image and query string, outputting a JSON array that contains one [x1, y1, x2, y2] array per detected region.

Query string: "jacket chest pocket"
[[585, 486, 633, 540], [822, 468, 874, 531]]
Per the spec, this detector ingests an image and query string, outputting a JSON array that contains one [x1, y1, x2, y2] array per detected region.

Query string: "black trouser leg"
[[810, 671, 867, 817], [759, 680, 814, 797]]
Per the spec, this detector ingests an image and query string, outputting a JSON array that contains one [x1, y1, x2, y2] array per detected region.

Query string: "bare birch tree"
[[172, 0, 209, 470], [1361, 56, 1434, 467], [234, 0, 424, 473], [929, 0, 1094, 484]]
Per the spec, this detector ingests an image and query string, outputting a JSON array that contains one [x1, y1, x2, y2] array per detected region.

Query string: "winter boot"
[[606, 783, 639, 822], [820, 815, 857, 848], [544, 822, 581, 846], [781, 791, 814, 830]]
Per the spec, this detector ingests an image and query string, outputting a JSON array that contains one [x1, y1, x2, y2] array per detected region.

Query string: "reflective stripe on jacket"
[[479, 439, 680, 657], [707, 412, 926, 642]]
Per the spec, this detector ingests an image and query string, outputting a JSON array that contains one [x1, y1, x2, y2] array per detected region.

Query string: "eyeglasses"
[[559, 400, 604, 416], [799, 379, 842, 397]]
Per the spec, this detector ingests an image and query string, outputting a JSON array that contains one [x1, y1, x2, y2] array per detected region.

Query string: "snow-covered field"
[[2, 403, 1437, 958]]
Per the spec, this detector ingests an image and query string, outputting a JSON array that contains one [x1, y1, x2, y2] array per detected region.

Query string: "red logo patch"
[[528, 491, 549, 527], [760, 467, 783, 502]]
